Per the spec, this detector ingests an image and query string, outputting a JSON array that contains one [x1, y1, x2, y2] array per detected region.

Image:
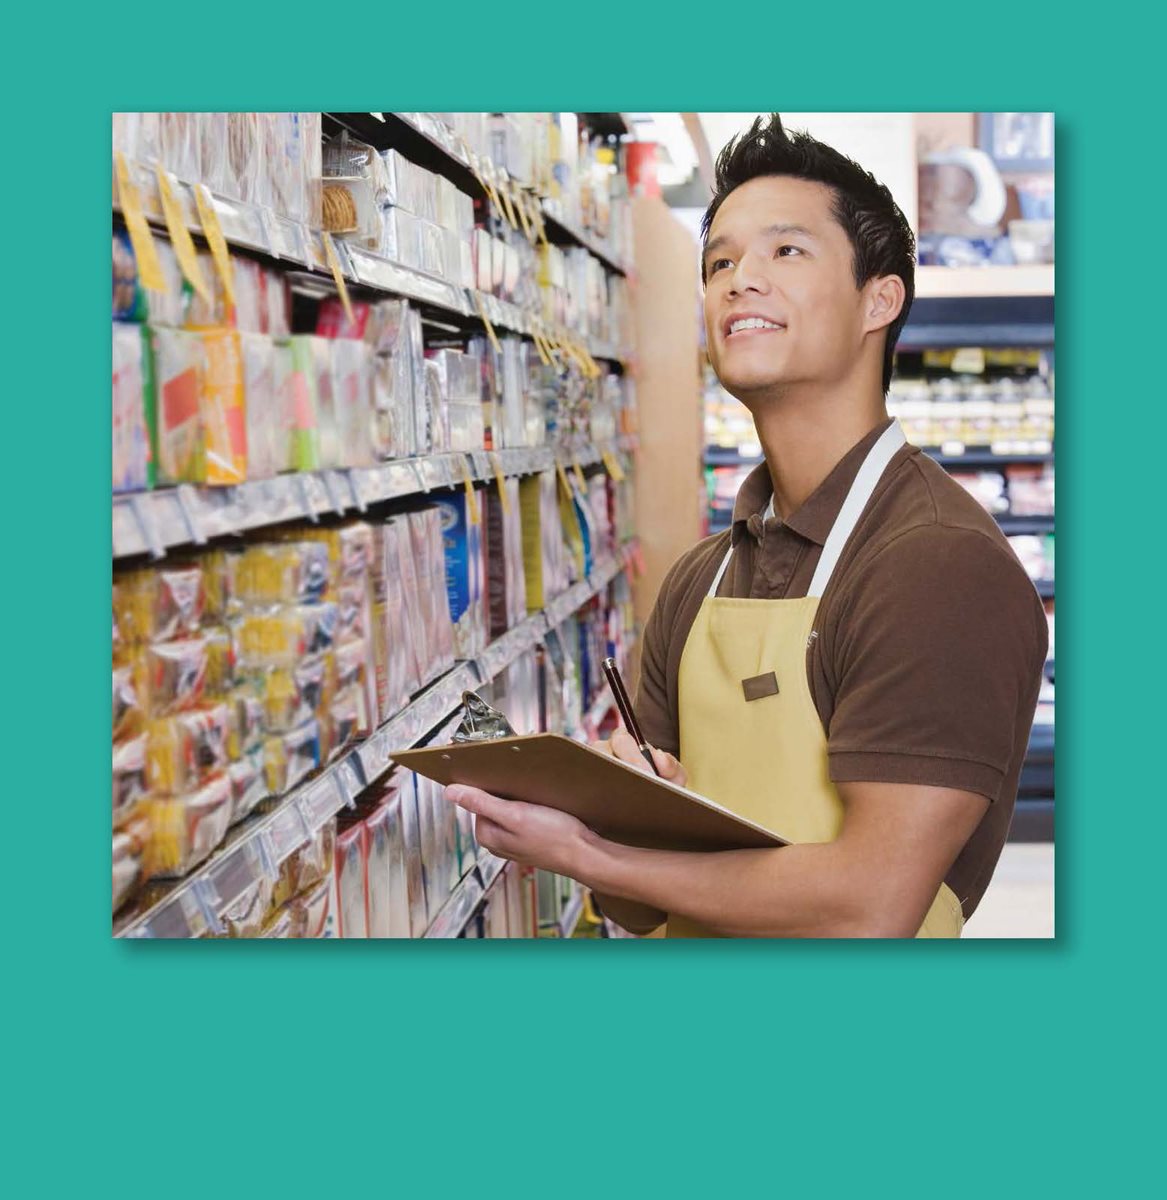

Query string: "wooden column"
[[627, 195, 703, 691]]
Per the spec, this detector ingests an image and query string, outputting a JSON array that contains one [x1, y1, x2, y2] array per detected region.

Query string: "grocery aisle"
[[112, 112, 642, 938]]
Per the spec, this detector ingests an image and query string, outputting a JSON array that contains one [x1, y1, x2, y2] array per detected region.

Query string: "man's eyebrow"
[[702, 223, 817, 262]]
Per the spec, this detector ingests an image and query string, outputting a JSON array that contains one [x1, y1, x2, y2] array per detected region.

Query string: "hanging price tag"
[[321, 232, 356, 326], [601, 450, 626, 483], [516, 189, 534, 241], [555, 460, 573, 499], [473, 290, 502, 355], [532, 329, 552, 367], [193, 183, 236, 306], [459, 458, 481, 525], [572, 457, 586, 490], [154, 164, 212, 304], [114, 153, 166, 293], [499, 176, 519, 231], [488, 452, 512, 515]]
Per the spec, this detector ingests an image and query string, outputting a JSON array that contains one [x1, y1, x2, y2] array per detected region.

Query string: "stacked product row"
[[113, 229, 636, 492]]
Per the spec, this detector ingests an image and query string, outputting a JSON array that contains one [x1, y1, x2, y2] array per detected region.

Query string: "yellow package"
[[227, 748, 269, 825], [235, 541, 331, 606], [322, 682, 363, 763], [259, 651, 332, 733], [113, 563, 206, 645], [203, 624, 235, 700], [233, 603, 339, 671], [113, 732, 150, 828], [200, 329, 247, 485], [141, 774, 233, 878], [226, 683, 266, 759], [138, 636, 208, 716], [263, 719, 321, 796], [146, 702, 230, 795], [274, 817, 336, 907], [279, 522, 373, 586], [204, 547, 243, 622], [113, 665, 143, 740], [220, 875, 274, 938]]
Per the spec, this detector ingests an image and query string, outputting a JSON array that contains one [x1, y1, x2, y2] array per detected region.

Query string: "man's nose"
[[729, 251, 769, 296]]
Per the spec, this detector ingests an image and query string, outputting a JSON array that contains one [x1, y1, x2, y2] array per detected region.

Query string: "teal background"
[[5, 4, 1155, 1193]]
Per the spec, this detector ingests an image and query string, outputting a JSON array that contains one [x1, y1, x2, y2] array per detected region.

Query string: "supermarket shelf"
[[916, 265, 1054, 300], [112, 441, 633, 560], [541, 199, 630, 276], [997, 514, 1055, 536], [115, 161, 626, 368], [425, 851, 507, 940], [923, 448, 1054, 469], [117, 552, 632, 939], [704, 446, 762, 468], [900, 294, 1054, 350]]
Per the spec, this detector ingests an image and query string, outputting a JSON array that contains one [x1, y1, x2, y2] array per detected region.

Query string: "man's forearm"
[[573, 834, 904, 938]]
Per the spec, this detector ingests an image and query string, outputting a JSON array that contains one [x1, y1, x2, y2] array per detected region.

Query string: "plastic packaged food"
[[203, 548, 242, 623], [227, 748, 269, 825], [146, 702, 231, 794], [364, 802, 395, 938], [150, 326, 202, 484], [284, 335, 322, 472], [198, 329, 247, 485], [226, 684, 265, 759], [112, 322, 153, 493], [239, 333, 278, 481], [140, 636, 208, 716], [203, 625, 235, 700], [263, 719, 321, 795], [274, 817, 336, 908], [113, 732, 150, 827], [285, 875, 332, 938], [333, 822, 369, 938], [113, 664, 143, 740], [113, 821, 147, 913], [234, 602, 339, 671], [323, 683, 363, 762], [220, 875, 274, 938], [331, 338, 376, 468], [225, 111, 261, 204], [160, 112, 200, 182], [236, 542, 331, 607], [114, 564, 205, 644], [261, 651, 331, 733], [142, 773, 233, 878], [260, 907, 294, 938]]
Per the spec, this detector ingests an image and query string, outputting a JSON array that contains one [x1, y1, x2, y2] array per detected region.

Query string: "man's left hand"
[[444, 785, 590, 875]]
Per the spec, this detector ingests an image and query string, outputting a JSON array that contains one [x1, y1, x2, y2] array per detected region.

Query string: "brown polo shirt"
[[637, 418, 1048, 919]]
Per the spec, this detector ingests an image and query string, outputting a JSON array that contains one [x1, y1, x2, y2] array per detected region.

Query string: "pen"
[[602, 656, 662, 777]]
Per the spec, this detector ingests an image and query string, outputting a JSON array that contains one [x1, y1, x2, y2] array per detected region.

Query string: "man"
[[445, 114, 1048, 937]]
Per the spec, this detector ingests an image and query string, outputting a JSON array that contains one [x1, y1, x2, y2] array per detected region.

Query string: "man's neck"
[[750, 384, 889, 519]]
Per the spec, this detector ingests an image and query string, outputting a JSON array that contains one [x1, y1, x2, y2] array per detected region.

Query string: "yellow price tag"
[[114, 153, 166, 293], [321, 232, 356, 326], [602, 450, 627, 483], [459, 458, 481, 525], [516, 189, 534, 241], [555, 460, 573, 499], [532, 329, 552, 367], [499, 175, 519, 230], [193, 183, 236, 306], [488, 452, 512, 515], [473, 290, 502, 356], [154, 164, 211, 304], [572, 458, 586, 490]]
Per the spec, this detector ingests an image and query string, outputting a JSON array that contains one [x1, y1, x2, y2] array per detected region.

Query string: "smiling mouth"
[[725, 316, 785, 338]]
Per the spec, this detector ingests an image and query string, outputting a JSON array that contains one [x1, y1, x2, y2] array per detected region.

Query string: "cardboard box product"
[[400, 773, 430, 936], [333, 821, 369, 939], [331, 338, 376, 469], [435, 491, 485, 660], [112, 322, 154, 493], [284, 335, 321, 471], [363, 802, 394, 938]]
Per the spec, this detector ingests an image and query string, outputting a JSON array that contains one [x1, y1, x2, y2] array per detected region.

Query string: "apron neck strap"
[[706, 420, 907, 602], [807, 419, 906, 598]]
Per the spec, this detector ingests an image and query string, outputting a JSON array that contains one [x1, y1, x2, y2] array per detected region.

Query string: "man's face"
[[703, 175, 868, 400]]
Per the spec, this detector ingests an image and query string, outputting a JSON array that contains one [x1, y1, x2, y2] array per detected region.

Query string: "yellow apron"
[[673, 421, 963, 938]]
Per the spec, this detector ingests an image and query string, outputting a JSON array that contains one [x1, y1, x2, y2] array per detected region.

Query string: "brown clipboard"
[[390, 733, 788, 853]]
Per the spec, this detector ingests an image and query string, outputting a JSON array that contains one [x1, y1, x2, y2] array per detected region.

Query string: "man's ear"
[[863, 275, 906, 334]]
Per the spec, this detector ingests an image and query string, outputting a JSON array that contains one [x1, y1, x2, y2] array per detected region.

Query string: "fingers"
[[443, 784, 514, 829], [651, 747, 682, 778]]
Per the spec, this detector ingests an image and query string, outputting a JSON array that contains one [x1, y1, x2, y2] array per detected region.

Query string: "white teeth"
[[729, 317, 781, 334]]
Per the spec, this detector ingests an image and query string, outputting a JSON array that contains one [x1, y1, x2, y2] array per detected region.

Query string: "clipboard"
[[390, 733, 788, 853]]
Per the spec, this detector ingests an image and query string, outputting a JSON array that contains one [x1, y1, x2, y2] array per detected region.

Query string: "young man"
[[446, 114, 1048, 937]]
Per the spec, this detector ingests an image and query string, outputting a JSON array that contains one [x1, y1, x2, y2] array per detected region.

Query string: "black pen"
[[602, 656, 662, 777]]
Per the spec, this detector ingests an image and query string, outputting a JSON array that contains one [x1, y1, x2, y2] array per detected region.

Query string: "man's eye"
[[709, 258, 733, 273], [776, 245, 803, 257]]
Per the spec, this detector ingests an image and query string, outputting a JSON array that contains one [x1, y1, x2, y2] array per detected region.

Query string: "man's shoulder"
[[651, 532, 731, 620]]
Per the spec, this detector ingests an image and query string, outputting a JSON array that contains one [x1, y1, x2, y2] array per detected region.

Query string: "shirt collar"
[[732, 417, 901, 547]]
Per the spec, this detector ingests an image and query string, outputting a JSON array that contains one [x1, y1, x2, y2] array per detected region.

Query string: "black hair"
[[701, 113, 915, 393]]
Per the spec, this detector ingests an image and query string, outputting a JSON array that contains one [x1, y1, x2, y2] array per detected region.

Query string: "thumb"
[[651, 747, 680, 776]]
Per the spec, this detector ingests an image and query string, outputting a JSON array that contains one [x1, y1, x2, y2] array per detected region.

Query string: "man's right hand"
[[597, 729, 688, 789]]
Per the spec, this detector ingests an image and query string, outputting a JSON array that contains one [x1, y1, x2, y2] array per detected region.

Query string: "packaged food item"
[[331, 338, 376, 468], [183, 249, 232, 329], [112, 322, 154, 493], [266, 113, 318, 225], [226, 684, 265, 759], [284, 335, 322, 471], [313, 337, 341, 469], [112, 812, 152, 914], [139, 636, 208, 716], [265, 268, 291, 338], [363, 802, 395, 938], [113, 732, 149, 827], [227, 748, 269, 824], [150, 326, 202, 484], [224, 111, 261, 204], [146, 702, 230, 794], [142, 773, 233, 877], [220, 875, 274, 938], [286, 875, 332, 938], [160, 112, 200, 182], [198, 328, 247, 485], [399, 774, 429, 936], [274, 818, 336, 907], [114, 563, 205, 645], [236, 541, 331, 607], [261, 651, 330, 733], [203, 625, 234, 700], [239, 333, 277, 481], [263, 719, 321, 795], [333, 822, 369, 938], [323, 684, 363, 762], [260, 907, 294, 938], [234, 602, 339, 672], [434, 491, 485, 660], [113, 665, 143, 740]]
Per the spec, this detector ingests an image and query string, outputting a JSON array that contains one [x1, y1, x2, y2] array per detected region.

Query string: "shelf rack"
[[116, 551, 632, 939]]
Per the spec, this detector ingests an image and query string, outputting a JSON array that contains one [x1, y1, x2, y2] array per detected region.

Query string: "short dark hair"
[[701, 113, 915, 393]]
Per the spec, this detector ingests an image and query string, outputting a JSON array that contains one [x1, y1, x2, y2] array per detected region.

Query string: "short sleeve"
[[636, 563, 682, 758], [824, 525, 1048, 801]]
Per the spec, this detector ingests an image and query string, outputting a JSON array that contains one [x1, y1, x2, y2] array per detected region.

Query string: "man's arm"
[[448, 778, 987, 937]]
